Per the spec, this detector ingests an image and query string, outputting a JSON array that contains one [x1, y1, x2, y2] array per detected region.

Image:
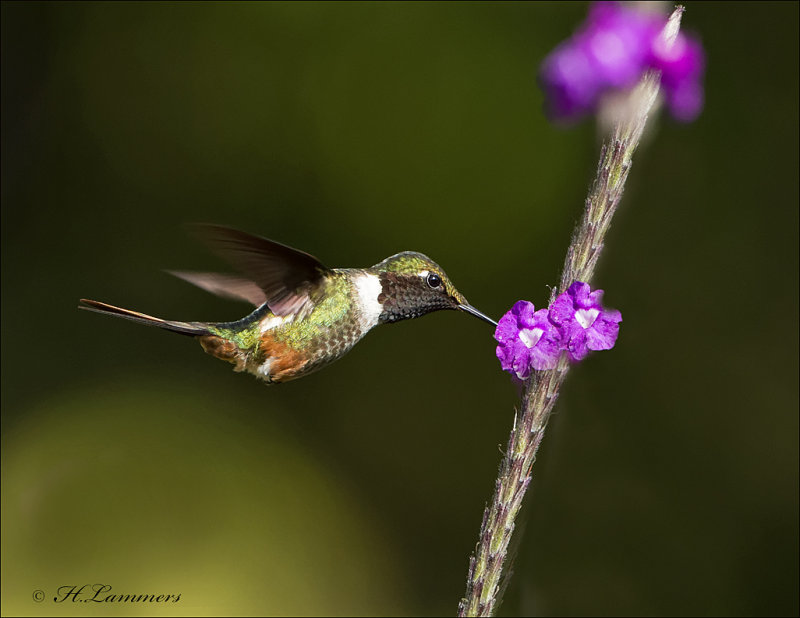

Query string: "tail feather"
[[79, 299, 209, 337]]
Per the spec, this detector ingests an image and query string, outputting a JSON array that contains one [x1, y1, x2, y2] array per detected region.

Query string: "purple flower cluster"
[[539, 2, 705, 123], [494, 282, 621, 379]]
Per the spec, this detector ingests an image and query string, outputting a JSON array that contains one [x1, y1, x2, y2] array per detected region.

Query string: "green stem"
[[458, 7, 685, 616]]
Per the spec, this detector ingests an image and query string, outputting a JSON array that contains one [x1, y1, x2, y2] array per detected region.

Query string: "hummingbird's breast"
[[242, 270, 383, 383]]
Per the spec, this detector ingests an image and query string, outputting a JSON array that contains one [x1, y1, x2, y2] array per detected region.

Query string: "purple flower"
[[549, 282, 622, 362], [539, 2, 705, 123], [495, 301, 562, 379], [650, 29, 705, 122], [494, 284, 622, 378], [581, 2, 662, 88]]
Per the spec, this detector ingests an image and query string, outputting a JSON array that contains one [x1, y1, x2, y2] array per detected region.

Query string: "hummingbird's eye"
[[426, 272, 442, 289]]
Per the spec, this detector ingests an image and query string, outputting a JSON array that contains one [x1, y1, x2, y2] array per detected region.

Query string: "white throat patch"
[[354, 273, 383, 330]]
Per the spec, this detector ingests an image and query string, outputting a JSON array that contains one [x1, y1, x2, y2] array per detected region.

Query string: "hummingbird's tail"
[[78, 299, 210, 337]]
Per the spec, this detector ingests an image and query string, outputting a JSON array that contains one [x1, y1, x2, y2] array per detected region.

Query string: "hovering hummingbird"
[[80, 225, 496, 384]]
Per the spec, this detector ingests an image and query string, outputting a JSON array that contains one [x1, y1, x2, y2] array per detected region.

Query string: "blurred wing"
[[167, 271, 268, 307], [188, 224, 330, 317]]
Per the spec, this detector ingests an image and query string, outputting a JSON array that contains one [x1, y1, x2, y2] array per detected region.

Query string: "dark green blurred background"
[[2, 2, 797, 616]]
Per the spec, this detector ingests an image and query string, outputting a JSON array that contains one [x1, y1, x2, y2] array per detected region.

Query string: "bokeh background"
[[2, 2, 797, 616]]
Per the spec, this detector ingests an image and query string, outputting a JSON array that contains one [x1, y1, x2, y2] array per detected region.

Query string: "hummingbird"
[[79, 225, 497, 384]]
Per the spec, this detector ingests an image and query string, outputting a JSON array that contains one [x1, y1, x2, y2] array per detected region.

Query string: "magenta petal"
[[548, 292, 575, 327], [528, 329, 562, 370], [582, 6, 660, 88], [567, 280, 589, 295], [585, 1, 622, 25], [511, 300, 534, 315], [494, 311, 520, 345], [664, 79, 704, 123], [652, 32, 705, 84], [513, 300, 539, 329], [531, 307, 552, 325], [510, 340, 533, 379], [529, 349, 557, 371], [567, 328, 590, 362], [567, 281, 594, 307], [496, 343, 513, 371], [585, 288, 605, 309], [540, 42, 602, 121], [652, 31, 705, 122], [585, 308, 622, 351]]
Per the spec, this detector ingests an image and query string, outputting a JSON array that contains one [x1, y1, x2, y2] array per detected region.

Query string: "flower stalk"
[[458, 7, 686, 617]]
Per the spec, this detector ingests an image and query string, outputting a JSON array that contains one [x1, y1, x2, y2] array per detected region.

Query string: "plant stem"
[[458, 7, 685, 617]]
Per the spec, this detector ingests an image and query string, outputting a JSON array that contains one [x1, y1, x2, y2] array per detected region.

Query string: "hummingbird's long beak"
[[459, 304, 498, 327]]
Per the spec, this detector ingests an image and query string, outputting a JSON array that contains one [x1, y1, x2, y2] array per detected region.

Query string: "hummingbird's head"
[[370, 252, 496, 326]]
